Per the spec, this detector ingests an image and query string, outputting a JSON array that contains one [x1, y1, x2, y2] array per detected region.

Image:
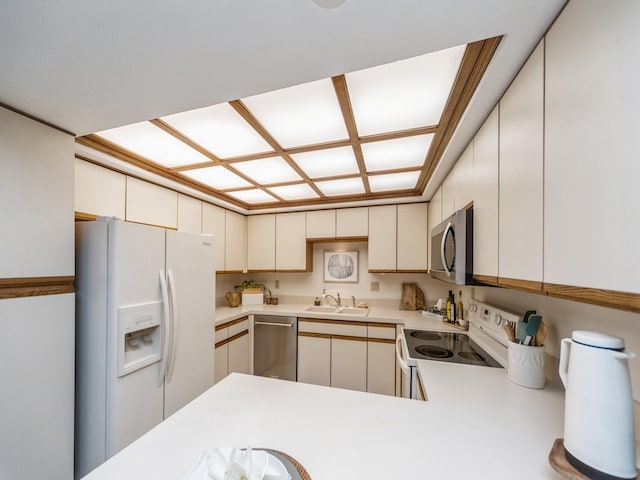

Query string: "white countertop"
[[83, 372, 567, 479], [215, 302, 453, 330]]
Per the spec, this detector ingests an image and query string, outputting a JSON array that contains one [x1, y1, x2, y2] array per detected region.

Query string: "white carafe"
[[559, 330, 637, 479]]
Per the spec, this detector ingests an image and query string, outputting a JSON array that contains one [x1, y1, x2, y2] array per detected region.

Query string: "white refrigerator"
[[75, 218, 215, 478]]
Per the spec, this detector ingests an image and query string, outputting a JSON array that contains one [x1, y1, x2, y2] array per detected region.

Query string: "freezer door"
[[109, 220, 166, 455], [163, 229, 216, 417]]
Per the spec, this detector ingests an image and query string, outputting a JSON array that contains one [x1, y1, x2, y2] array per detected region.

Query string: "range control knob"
[[469, 304, 478, 313], [494, 314, 503, 326]]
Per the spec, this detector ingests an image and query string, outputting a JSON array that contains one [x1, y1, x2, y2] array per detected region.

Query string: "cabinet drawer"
[[368, 323, 396, 340], [229, 318, 249, 336], [298, 318, 367, 338]]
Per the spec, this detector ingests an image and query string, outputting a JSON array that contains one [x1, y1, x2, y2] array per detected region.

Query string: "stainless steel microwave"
[[430, 208, 474, 285]]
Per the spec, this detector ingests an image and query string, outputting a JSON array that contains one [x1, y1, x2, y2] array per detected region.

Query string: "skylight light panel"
[[290, 146, 359, 179], [346, 44, 465, 136], [180, 166, 251, 190], [160, 103, 273, 159], [268, 184, 319, 201], [227, 189, 277, 204], [368, 171, 421, 192], [96, 121, 211, 168], [315, 177, 365, 196], [361, 134, 433, 172], [241, 78, 348, 148], [231, 157, 302, 184]]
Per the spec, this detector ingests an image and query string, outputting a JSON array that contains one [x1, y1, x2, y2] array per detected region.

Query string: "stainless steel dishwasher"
[[253, 315, 297, 381]]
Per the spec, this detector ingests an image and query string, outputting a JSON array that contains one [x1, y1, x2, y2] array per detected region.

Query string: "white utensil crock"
[[507, 341, 545, 389], [559, 330, 637, 479]]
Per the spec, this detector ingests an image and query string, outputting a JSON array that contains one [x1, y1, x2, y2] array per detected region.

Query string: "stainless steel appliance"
[[430, 207, 474, 285], [396, 300, 516, 399], [253, 315, 297, 381]]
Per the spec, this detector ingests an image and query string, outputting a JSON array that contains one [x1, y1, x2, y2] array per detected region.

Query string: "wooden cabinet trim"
[[366, 322, 396, 329], [367, 337, 396, 344], [298, 331, 332, 340], [544, 283, 640, 314], [215, 316, 249, 331], [331, 334, 368, 343], [215, 329, 249, 349], [473, 274, 500, 287], [498, 277, 543, 293], [0, 276, 75, 299], [298, 318, 370, 327]]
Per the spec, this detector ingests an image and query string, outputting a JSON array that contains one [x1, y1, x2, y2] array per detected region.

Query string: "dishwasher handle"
[[255, 319, 295, 327]]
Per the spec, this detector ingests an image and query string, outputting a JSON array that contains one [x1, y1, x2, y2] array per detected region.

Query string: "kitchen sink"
[[305, 305, 369, 317]]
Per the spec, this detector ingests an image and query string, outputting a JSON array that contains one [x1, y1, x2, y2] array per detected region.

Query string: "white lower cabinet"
[[331, 337, 367, 392], [297, 319, 396, 395], [297, 334, 331, 387], [214, 317, 250, 384]]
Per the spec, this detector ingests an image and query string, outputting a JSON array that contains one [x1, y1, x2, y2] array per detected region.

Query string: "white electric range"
[[396, 300, 520, 399]]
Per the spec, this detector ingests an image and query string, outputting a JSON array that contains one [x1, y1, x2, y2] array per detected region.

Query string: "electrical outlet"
[[370, 281, 379, 292], [275, 279, 280, 289]]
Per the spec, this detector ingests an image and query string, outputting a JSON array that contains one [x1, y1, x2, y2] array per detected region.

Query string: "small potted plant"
[[234, 280, 271, 305]]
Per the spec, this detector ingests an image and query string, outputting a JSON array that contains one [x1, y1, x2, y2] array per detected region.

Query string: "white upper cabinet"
[[498, 40, 544, 284], [336, 207, 368, 238], [126, 177, 178, 229], [441, 173, 456, 219], [306, 210, 336, 239], [454, 143, 474, 211], [225, 210, 247, 273], [428, 187, 443, 271], [177, 194, 202, 233], [276, 212, 308, 271], [75, 158, 126, 219], [368, 205, 397, 271], [473, 107, 500, 279], [544, 1, 640, 293], [1, 107, 74, 278], [397, 203, 428, 271], [202, 203, 226, 272], [247, 214, 276, 271]]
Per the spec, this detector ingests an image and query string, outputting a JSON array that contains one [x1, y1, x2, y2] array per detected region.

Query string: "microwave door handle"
[[441, 222, 453, 276]]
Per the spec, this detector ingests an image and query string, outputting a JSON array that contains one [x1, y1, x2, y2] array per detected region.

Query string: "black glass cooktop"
[[404, 329, 503, 368]]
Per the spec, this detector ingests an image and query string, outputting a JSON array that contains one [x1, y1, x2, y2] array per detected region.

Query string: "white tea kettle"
[[559, 330, 637, 479]]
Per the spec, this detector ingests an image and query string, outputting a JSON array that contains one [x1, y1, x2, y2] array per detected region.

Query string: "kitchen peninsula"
[[83, 371, 566, 479]]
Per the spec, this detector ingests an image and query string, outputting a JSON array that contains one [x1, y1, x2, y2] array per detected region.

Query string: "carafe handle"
[[559, 337, 572, 388]]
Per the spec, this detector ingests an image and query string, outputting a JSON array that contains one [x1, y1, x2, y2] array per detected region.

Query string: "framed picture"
[[324, 250, 358, 283]]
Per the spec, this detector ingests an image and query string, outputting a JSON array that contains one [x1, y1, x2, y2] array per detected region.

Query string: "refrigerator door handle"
[[159, 270, 171, 386], [166, 269, 178, 382]]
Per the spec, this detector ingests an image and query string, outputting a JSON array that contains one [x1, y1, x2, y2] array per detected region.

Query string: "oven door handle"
[[396, 334, 410, 372]]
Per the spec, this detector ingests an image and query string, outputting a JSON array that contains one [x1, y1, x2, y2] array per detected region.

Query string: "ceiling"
[[0, 0, 566, 213]]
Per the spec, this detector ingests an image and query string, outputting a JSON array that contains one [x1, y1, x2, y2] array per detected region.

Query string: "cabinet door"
[[428, 187, 443, 271], [368, 205, 397, 271], [397, 203, 428, 271], [336, 207, 368, 237], [306, 210, 335, 239], [544, 2, 640, 294], [276, 212, 308, 271], [214, 343, 229, 384], [225, 210, 247, 273], [367, 340, 396, 396], [455, 143, 474, 210], [297, 334, 331, 387], [473, 107, 500, 279], [177, 194, 202, 233], [441, 174, 455, 219], [126, 176, 178, 228], [203, 203, 227, 272], [247, 214, 275, 271], [499, 41, 544, 284], [75, 158, 126, 219], [331, 337, 367, 392], [228, 332, 250, 375]]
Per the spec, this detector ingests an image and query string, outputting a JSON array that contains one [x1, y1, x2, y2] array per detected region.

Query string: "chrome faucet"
[[323, 292, 341, 306]]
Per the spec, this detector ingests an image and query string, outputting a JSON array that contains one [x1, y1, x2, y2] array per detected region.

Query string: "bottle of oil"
[[446, 290, 453, 322], [457, 290, 464, 321], [450, 290, 456, 323]]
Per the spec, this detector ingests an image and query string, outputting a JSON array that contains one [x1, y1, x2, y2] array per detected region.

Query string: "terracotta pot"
[[225, 291, 241, 307]]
